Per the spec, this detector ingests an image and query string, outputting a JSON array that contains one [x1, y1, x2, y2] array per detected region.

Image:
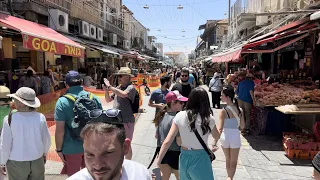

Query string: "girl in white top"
[[157, 87, 220, 180], [219, 87, 245, 180]]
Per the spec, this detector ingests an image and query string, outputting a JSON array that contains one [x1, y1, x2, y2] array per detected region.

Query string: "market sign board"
[[22, 34, 84, 58]]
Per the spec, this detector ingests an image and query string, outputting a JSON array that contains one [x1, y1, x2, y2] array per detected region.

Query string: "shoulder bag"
[[187, 111, 215, 161]]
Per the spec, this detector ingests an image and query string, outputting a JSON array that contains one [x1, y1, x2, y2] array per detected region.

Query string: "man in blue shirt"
[[236, 73, 256, 133], [149, 75, 171, 116], [54, 71, 102, 177]]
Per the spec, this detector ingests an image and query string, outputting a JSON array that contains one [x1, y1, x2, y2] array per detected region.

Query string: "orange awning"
[[0, 14, 85, 58]]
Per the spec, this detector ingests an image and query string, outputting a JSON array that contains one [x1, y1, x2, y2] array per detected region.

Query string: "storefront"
[[0, 14, 85, 73]]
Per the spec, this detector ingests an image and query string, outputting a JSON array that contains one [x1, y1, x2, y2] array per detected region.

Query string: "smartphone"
[[152, 168, 161, 180]]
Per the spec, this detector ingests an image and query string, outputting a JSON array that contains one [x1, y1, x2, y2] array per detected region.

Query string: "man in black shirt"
[[171, 68, 194, 98]]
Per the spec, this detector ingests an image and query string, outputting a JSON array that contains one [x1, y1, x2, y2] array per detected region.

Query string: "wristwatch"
[[56, 149, 62, 153]]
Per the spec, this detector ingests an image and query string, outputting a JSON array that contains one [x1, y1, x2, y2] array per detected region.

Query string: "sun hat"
[[246, 73, 254, 78], [0, 86, 10, 99], [115, 67, 134, 77], [165, 90, 188, 103], [7, 87, 40, 108], [66, 70, 82, 86]]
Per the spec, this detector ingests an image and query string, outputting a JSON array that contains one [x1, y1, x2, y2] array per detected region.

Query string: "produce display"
[[303, 89, 320, 103], [254, 83, 308, 106]]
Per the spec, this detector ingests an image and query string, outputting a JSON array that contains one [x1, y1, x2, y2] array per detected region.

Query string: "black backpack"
[[63, 92, 98, 139], [128, 89, 140, 114]]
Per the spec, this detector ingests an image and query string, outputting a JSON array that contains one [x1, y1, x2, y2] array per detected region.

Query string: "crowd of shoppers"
[[3, 64, 312, 180]]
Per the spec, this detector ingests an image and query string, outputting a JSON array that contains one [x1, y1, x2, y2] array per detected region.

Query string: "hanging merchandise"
[[294, 51, 299, 60], [258, 53, 262, 63]]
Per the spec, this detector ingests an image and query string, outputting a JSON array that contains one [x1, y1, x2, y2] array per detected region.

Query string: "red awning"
[[244, 22, 317, 50], [242, 33, 309, 54], [212, 48, 242, 63], [0, 14, 85, 58]]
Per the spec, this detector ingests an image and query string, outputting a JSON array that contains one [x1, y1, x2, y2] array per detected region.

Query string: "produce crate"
[[284, 146, 318, 160]]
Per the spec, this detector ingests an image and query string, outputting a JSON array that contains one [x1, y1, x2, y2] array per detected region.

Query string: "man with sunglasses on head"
[[104, 67, 137, 160], [67, 109, 153, 180], [171, 68, 194, 98], [54, 71, 103, 177]]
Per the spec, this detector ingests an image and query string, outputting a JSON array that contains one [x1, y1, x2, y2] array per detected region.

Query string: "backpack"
[[63, 92, 98, 139], [129, 89, 140, 114]]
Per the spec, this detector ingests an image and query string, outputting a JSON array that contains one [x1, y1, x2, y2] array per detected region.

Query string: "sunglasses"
[[181, 75, 188, 77], [88, 109, 123, 125], [174, 100, 185, 104]]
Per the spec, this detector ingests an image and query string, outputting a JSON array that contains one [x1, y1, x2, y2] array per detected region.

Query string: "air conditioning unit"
[[297, 0, 306, 9], [78, 21, 90, 37], [278, 0, 294, 11], [123, 40, 130, 49], [109, 33, 117, 45], [97, 28, 103, 41], [48, 9, 68, 33], [89, 24, 97, 39]]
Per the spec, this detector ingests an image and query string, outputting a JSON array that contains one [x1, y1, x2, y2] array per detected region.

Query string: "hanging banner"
[[22, 34, 84, 58]]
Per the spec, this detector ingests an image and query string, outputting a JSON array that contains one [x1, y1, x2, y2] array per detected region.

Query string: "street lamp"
[[143, 5, 149, 9], [177, 5, 183, 9]]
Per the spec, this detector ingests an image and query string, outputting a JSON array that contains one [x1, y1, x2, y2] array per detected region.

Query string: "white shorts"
[[220, 129, 241, 149]]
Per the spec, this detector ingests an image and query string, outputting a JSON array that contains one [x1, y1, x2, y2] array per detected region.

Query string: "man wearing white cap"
[[0, 87, 51, 180]]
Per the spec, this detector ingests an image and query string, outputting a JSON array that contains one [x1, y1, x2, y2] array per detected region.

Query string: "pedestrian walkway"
[[42, 85, 314, 179], [132, 85, 314, 180]]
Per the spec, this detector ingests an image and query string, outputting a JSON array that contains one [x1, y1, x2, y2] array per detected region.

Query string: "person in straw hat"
[[236, 73, 256, 135], [0, 87, 51, 180], [104, 67, 138, 160]]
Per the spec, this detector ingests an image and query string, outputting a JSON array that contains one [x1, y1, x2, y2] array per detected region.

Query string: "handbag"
[[187, 111, 216, 161]]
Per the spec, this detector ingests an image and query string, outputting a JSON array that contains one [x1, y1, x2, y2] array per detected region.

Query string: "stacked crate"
[[283, 132, 320, 160]]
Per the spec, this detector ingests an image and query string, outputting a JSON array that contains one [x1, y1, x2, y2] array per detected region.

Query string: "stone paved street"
[[40, 85, 314, 180]]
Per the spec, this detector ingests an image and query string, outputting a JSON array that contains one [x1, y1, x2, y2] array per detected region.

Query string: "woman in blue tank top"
[[219, 87, 245, 180]]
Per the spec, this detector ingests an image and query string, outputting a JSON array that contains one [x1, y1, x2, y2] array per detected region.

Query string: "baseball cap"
[[66, 70, 82, 86], [165, 90, 188, 103]]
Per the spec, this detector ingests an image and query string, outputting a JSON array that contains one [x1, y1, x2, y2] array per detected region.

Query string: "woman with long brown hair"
[[156, 87, 220, 180], [153, 90, 187, 180], [219, 86, 245, 180]]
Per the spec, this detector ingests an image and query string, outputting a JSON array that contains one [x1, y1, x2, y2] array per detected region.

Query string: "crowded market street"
[[38, 85, 313, 180]]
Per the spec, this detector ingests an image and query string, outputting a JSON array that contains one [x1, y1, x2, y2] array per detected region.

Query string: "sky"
[[123, 0, 236, 55]]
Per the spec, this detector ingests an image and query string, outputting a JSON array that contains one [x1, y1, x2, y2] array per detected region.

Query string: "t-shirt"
[[236, 79, 255, 104], [112, 84, 136, 123], [150, 88, 169, 115], [188, 74, 195, 84], [157, 112, 180, 151], [173, 111, 215, 149], [54, 86, 102, 155], [171, 83, 194, 98], [67, 159, 152, 180]]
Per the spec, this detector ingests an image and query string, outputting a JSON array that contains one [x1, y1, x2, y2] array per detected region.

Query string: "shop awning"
[[90, 45, 121, 59], [212, 47, 242, 63], [242, 33, 309, 54], [244, 22, 317, 50], [0, 14, 85, 58]]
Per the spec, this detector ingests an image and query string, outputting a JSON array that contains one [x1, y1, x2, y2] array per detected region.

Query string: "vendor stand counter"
[[275, 104, 320, 134]]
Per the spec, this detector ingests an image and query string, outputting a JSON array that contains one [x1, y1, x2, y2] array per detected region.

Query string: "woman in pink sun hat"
[[153, 90, 187, 180]]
